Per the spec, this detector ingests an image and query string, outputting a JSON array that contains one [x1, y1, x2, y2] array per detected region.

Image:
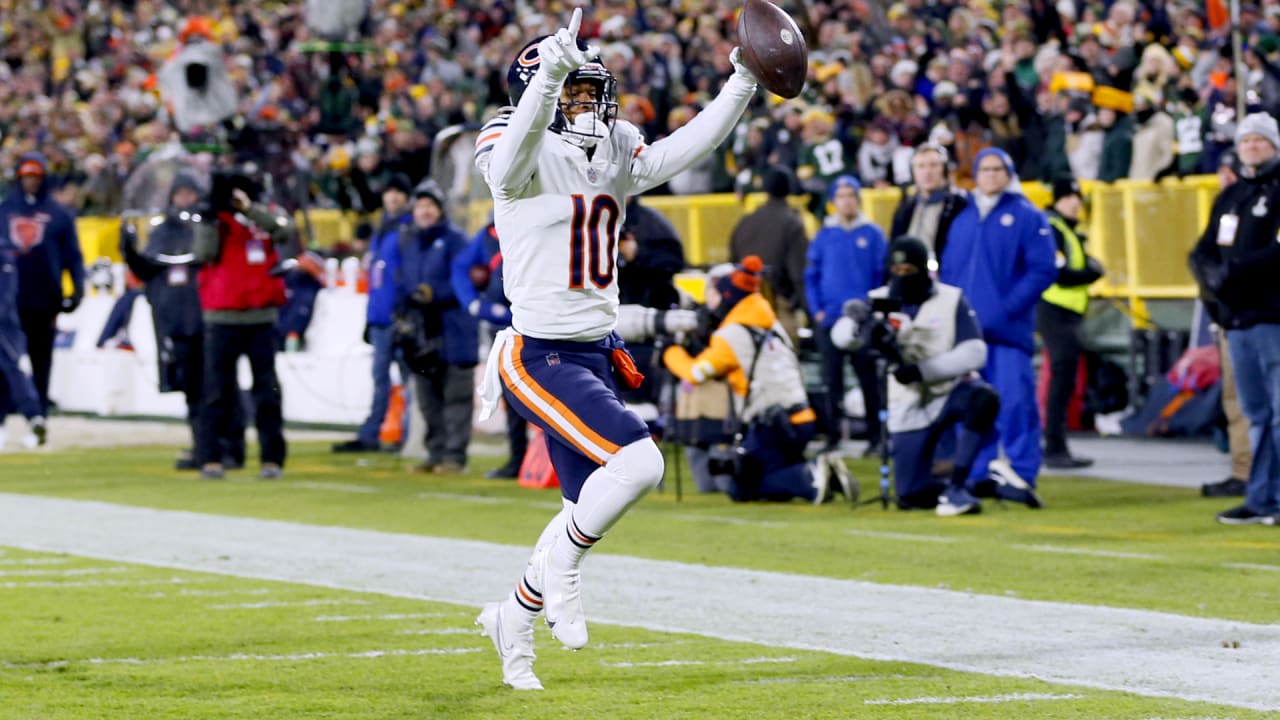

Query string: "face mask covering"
[[889, 272, 932, 305]]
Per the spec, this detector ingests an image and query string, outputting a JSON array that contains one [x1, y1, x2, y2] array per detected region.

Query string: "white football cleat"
[[476, 602, 542, 690], [825, 453, 858, 504], [539, 545, 588, 650]]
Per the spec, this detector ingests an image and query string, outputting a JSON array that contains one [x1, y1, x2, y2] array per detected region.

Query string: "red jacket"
[[198, 211, 286, 311]]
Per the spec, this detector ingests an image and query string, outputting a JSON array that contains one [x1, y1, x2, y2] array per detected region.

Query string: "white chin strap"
[[565, 111, 609, 149]]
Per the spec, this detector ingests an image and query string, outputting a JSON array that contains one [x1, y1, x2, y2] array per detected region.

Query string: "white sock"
[[503, 502, 573, 624], [551, 438, 664, 569]]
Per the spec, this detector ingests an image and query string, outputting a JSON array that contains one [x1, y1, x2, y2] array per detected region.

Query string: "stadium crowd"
[[0, 1, 1274, 524], [0, 0, 1274, 212]]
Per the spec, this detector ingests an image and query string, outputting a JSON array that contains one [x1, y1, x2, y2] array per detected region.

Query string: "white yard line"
[[1010, 544, 1165, 560], [670, 514, 789, 528], [845, 529, 961, 543], [864, 692, 1086, 706], [394, 628, 481, 636], [313, 613, 450, 622], [1222, 563, 1280, 573], [603, 657, 797, 668], [144, 589, 273, 599], [1, 578, 206, 589], [0, 566, 131, 577], [3, 647, 481, 670], [0, 494, 1277, 712], [207, 599, 371, 610], [0, 557, 71, 565]]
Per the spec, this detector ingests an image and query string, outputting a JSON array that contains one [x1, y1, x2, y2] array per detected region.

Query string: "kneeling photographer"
[[831, 237, 1005, 516], [662, 256, 854, 504]]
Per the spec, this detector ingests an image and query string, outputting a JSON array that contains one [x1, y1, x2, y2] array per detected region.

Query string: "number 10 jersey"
[[476, 113, 649, 342]]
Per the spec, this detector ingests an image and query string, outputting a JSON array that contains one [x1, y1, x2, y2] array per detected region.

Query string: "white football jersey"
[[476, 113, 650, 341]]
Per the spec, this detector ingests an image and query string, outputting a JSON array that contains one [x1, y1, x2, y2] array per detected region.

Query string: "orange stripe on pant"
[[499, 335, 621, 465]]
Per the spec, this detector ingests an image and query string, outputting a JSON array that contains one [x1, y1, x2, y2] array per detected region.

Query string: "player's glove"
[[538, 8, 598, 83], [120, 221, 138, 253], [412, 283, 433, 304], [729, 47, 758, 84]]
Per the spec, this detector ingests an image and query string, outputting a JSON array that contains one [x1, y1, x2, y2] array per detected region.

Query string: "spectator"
[[889, 143, 969, 266], [1129, 91, 1176, 180], [193, 176, 296, 480], [940, 148, 1057, 507], [803, 175, 887, 454], [1096, 104, 1135, 183], [0, 153, 83, 415], [0, 190, 47, 450], [830, 236, 998, 515], [1037, 178, 1105, 470], [663, 256, 853, 504], [333, 173, 415, 454], [728, 166, 807, 343], [1201, 150, 1251, 499], [395, 179, 476, 475], [450, 220, 523, 479], [1189, 113, 1280, 525]]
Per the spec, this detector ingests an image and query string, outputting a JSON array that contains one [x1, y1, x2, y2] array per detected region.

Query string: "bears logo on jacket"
[[9, 215, 49, 253]]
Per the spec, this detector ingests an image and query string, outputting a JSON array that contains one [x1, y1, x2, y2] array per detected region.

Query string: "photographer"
[[193, 173, 297, 480], [121, 173, 243, 471], [662, 256, 853, 504], [831, 237, 1012, 516], [395, 179, 477, 475]]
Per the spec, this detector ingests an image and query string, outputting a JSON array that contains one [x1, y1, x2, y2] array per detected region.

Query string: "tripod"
[[858, 353, 893, 509]]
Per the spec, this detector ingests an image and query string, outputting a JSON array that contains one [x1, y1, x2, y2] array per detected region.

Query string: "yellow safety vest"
[[1041, 215, 1090, 315]]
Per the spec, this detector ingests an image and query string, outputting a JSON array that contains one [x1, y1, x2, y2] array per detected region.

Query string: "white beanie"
[[1236, 112, 1280, 150]]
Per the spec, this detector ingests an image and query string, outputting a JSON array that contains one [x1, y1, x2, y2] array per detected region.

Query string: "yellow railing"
[[77, 177, 1219, 313]]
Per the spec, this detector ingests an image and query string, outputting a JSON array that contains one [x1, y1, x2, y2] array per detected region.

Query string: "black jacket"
[[1189, 158, 1280, 329], [619, 201, 684, 309], [889, 187, 968, 261], [122, 214, 203, 340]]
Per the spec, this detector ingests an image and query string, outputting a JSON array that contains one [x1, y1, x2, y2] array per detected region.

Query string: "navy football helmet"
[[506, 36, 619, 148]]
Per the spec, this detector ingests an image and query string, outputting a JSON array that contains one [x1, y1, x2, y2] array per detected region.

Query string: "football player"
[[473, 9, 758, 690]]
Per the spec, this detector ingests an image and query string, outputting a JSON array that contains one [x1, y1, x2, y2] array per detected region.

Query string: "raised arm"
[[481, 9, 598, 195], [628, 49, 757, 195]]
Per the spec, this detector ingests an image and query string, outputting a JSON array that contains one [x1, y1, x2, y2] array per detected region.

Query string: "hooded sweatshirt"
[[0, 153, 84, 312], [940, 148, 1057, 353]]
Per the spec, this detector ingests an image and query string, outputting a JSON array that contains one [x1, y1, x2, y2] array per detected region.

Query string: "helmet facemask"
[[553, 63, 618, 149]]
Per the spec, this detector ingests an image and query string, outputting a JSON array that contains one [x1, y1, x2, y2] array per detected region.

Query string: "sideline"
[[0, 493, 1275, 711]]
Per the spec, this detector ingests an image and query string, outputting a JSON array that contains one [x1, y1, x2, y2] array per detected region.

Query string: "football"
[[736, 0, 808, 99]]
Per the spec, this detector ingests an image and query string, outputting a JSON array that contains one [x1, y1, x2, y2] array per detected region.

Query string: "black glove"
[[61, 293, 83, 314], [893, 363, 923, 385], [868, 320, 903, 365], [362, 324, 372, 345]]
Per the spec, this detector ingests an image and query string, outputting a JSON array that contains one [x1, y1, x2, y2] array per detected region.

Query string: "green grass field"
[[2, 436, 1278, 719]]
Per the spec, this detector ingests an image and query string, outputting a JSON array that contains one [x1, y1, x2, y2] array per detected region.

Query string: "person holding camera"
[[193, 176, 297, 480], [122, 173, 244, 470], [831, 236, 1002, 516], [395, 179, 477, 475], [663, 256, 854, 504]]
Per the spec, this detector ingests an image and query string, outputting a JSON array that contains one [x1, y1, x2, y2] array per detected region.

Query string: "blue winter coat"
[[804, 214, 887, 328], [450, 225, 512, 327], [0, 154, 84, 312], [396, 220, 478, 366], [365, 211, 410, 327], [940, 190, 1057, 353]]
